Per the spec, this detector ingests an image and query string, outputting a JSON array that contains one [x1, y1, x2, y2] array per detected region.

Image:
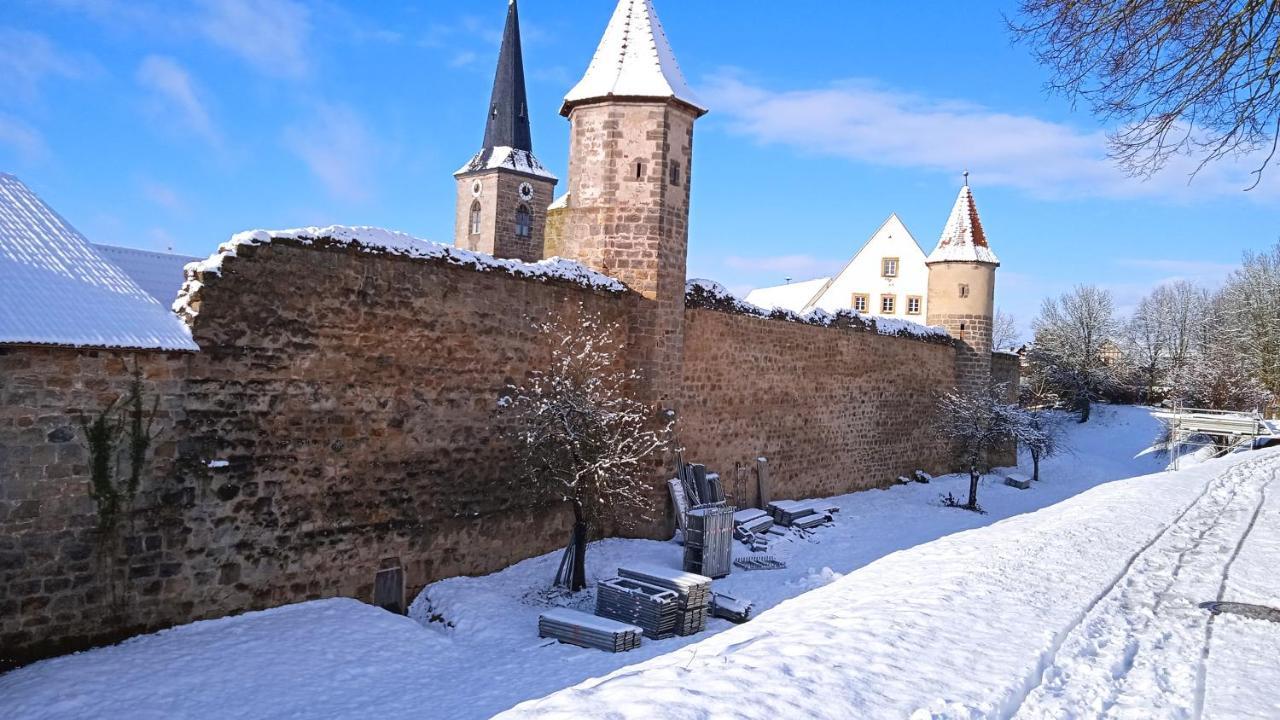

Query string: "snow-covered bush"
[[498, 306, 671, 591]]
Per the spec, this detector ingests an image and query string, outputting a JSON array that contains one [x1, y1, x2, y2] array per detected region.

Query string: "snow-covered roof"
[[562, 0, 707, 116], [0, 173, 197, 351], [744, 277, 830, 312], [177, 224, 626, 323], [548, 192, 570, 211], [927, 183, 999, 265], [455, 146, 557, 181], [93, 244, 199, 305]]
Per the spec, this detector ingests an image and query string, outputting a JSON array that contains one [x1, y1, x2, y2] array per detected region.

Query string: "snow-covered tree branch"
[[499, 305, 672, 591]]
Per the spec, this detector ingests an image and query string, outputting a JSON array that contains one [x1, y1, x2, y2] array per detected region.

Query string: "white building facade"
[[745, 213, 930, 320]]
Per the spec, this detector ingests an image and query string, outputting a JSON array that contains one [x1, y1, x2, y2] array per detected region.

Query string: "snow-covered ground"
[[7, 406, 1277, 719]]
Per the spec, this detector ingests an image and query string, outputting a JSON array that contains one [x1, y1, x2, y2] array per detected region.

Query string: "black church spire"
[[482, 0, 533, 152]]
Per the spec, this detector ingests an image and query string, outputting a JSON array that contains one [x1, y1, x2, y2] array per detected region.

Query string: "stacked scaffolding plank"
[[619, 564, 711, 636], [683, 506, 735, 579], [595, 577, 679, 639], [538, 608, 643, 653]]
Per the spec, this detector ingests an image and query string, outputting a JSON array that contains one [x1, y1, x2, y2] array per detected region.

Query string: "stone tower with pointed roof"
[[454, 0, 557, 262], [548, 0, 708, 410], [926, 175, 1001, 395]]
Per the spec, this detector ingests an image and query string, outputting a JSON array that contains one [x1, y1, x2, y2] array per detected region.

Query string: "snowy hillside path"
[[1010, 454, 1279, 719], [500, 450, 1280, 719], [1201, 471, 1280, 719]]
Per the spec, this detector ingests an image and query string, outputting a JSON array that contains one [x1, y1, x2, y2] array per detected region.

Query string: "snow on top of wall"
[[548, 193, 570, 211], [563, 0, 707, 114], [687, 278, 949, 342], [927, 185, 1000, 265], [175, 225, 626, 319], [0, 173, 198, 351], [456, 147, 557, 180]]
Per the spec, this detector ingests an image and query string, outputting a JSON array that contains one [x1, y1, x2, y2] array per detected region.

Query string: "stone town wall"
[[1, 240, 979, 670], [679, 308, 958, 505], [0, 239, 629, 670]]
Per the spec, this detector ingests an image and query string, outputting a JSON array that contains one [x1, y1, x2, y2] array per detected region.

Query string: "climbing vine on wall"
[[79, 366, 158, 533]]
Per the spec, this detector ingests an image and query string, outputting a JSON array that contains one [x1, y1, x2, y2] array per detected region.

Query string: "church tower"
[[926, 174, 1000, 395], [553, 0, 708, 408], [454, 0, 556, 262]]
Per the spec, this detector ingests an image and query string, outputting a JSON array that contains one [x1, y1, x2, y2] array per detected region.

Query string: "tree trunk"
[[966, 466, 981, 511], [1031, 450, 1041, 482], [569, 502, 588, 592], [1078, 396, 1092, 423]]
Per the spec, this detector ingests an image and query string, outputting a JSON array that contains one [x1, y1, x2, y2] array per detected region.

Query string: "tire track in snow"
[[1001, 454, 1280, 720], [1192, 471, 1275, 719]]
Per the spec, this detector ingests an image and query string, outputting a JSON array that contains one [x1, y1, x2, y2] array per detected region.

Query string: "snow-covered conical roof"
[[926, 181, 1000, 265], [561, 0, 707, 116]]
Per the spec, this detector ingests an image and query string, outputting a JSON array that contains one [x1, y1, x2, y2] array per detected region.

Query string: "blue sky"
[[3, 0, 1275, 337]]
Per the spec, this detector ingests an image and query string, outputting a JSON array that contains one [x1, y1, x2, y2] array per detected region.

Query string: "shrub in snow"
[[934, 384, 1037, 512], [498, 305, 671, 592]]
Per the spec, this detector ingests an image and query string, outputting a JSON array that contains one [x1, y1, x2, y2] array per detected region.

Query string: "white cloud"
[[196, 0, 311, 79], [702, 72, 1279, 201], [136, 55, 221, 148], [0, 28, 94, 104], [0, 113, 47, 161], [449, 51, 479, 69], [283, 103, 378, 202], [139, 179, 186, 213]]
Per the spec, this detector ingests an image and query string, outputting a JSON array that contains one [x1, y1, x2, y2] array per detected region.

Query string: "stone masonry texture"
[[0, 242, 1013, 670]]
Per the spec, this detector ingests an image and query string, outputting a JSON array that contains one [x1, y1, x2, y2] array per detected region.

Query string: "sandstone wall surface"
[[679, 308, 958, 505], [0, 239, 628, 669]]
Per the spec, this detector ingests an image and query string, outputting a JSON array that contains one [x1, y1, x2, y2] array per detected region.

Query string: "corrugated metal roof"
[[93, 243, 199, 306], [0, 173, 198, 351]]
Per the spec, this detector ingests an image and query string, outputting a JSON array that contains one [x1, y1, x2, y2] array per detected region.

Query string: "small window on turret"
[[670, 161, 682, 186], [633, 159, 646, 180], [470, 201, 482, 235], [959, 283, 970, 299]]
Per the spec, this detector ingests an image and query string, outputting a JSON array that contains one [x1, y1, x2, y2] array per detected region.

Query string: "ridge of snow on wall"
[[0, 173, 198, 351], [563, 0, 706, 113], [175, 225, 626, 320], [686, 279, 950, 341]]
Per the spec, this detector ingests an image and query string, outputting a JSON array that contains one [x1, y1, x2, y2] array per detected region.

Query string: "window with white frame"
[[881, 294, 896, 314], [881, 257, 899, 278], [852, 294, 869, 313], [906, 296, 922, 314]]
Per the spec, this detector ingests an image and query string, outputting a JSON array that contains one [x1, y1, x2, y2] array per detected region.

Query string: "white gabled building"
[[745, 213, 930, 320]]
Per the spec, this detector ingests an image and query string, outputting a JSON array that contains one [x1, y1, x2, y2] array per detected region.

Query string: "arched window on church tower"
[[515, 204, 532, 238], [470, 201, 482, 235]]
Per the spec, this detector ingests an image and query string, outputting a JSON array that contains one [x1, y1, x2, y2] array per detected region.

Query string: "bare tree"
[[1124, 292, 1170, 402], [935, 386, 1031, 512], [1016, 409, 1066, 482], [1031, 285, 1120, 422], [1011, 0, 1280, 187], [500, 308, 671, 591], [993, 309, 1022, 352]]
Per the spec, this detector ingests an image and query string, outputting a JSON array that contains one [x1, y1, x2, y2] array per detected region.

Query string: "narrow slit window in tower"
[[515, 204, 532, 238], [959, 283, 970, 299], [634, 160, 645, 180], [670, 161, 682, 186]]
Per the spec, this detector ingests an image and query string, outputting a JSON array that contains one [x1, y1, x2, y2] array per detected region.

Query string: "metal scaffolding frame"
[[1152, 405, 1273, 469]]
